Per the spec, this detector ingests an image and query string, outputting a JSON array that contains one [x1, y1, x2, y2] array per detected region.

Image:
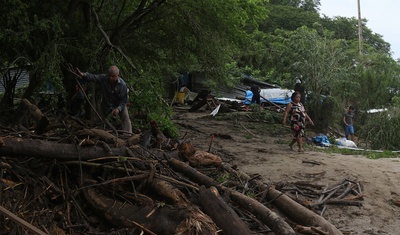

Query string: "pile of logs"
[[280, 179, 364, 216], [0, 100, 357, 234]]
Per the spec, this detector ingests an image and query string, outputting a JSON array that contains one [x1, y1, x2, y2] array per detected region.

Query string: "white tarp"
[[260, 88, 293, 99]]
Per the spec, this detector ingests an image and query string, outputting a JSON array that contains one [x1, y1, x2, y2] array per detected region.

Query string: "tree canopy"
[[1, 0, 400, 148]]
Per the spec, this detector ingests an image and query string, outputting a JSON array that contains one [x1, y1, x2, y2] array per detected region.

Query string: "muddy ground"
[[172, 107, 400, 235]]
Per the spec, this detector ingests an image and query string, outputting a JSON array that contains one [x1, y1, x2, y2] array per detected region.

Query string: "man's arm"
[[117, 85, 129, 112], [75, 68, 102, 82], [111, 82, 129, 116], [343, 114, 348, 126]]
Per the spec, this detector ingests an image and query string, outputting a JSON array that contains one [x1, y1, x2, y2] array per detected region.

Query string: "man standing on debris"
[[343, 106, 355, 141], [76, 65, 132, 134]]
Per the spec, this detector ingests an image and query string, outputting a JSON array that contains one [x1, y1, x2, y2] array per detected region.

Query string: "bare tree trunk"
[[230, 190, 296, 235], [0, 137, 129, 160], [199, 186, 252, 235], [222, 163, 343, 235], [266, 188, 343, 235], [82, 184, 218, 235], [167, 157, 296, 235]]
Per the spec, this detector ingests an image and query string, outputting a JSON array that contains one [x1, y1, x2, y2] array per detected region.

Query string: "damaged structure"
[[173, 74, 293, 113]]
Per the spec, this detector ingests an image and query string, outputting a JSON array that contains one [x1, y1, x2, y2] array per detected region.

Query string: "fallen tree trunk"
[[199, 186, 252, 235], [222, 163, 343, 235], [266, 188, 343, 235], [167, 157, 296, 235], [229, 190, 295, 235], [0, 205, 47, 235], [149, 178, 190, 208], [167, 156, 219, 187], [0, 137, 132, 160], [179, 142, 222, 167], [20, 98, 49, 134], [76, 128, 126, 147], [82, 184, 218, 235]]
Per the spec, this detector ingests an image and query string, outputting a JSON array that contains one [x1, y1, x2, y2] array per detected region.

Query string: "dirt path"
[[173, 109, 400, 235]]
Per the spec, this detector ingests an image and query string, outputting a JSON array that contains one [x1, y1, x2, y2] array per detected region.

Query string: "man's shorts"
[[345, 125, 354, 137]]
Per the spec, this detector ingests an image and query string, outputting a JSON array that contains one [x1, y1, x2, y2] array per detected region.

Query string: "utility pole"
[[357, 0, 363, 54]]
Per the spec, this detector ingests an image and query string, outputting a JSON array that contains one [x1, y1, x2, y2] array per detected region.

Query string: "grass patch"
[[216, 172, 231, 184], [366, 151, 400, 159], [312, 145, 400, 159]]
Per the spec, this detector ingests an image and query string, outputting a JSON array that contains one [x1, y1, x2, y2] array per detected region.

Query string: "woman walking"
[[282, 92, 314, 152]]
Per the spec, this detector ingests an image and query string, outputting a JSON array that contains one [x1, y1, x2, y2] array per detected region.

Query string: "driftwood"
[[295, 225, 329, 235], [0, 205, 47, 235], [179, 142, 222, 166], [150, 120, 168, 149], [149, 178, 190, 208], [76, 128, 126, 147], [221, 163, 343, 235], [19, 98, 49, 134], [0, 113, 350, 235], [167, 157, 296, 235], [167, 156, 219, 187], [82, 184, 218, 235], [0, 137, 132, 160], [291, 179, 364, 214], [266, 188, 343, 235], [199, 186, 252, 235], [0, 132, 346, 235], [230, 190, 296, 235]]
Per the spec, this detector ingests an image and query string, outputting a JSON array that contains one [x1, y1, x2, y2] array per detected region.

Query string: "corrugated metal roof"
[[211, 85, 249, 100], [0, 68, 29, 93]]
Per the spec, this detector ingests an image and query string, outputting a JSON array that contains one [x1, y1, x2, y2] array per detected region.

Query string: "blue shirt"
[[83, 73, 129, 114]]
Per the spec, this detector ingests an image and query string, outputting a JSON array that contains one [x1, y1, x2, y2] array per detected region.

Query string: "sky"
[[318, 0, 400, 60]]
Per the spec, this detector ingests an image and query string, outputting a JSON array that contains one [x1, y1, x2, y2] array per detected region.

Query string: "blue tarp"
[[243, 91, 292, 105], [313, 134, 331, 147], [268, 97, 292, 105]]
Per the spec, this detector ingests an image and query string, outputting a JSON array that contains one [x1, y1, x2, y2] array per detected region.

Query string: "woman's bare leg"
[[289, 138, 296, 150], [297, 136, 304, 152]]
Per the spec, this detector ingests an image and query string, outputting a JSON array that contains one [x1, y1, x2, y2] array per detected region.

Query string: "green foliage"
[[366, 151, 400, 160], [306, 94, 341, 131], [215, 172, 231, 184], [328, 135, 337, 145], [147, 111, 179, 138], [320, 16, 391, 56], [1, 0, 400, 154], [359, 107, 400, 150], [354, 54, 400, 111], [269, 26, 350, 131], [260, 4, 320, 33], [128, 68, 179, 137]]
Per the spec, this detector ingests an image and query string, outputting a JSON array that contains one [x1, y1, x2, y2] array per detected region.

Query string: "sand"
[[173, 109, 400, 235]]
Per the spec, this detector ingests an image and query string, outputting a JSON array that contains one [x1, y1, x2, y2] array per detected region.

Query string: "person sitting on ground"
[[76, 65, 132, 134]]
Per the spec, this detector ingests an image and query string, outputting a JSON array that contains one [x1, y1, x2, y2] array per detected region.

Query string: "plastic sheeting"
[[217, 88, 294, 105]]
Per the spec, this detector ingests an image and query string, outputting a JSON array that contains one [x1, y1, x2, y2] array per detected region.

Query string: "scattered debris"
[[0, 101, 353, 235]]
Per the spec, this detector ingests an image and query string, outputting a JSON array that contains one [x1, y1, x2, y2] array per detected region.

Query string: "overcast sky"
[[318, 0, 400, 60]]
